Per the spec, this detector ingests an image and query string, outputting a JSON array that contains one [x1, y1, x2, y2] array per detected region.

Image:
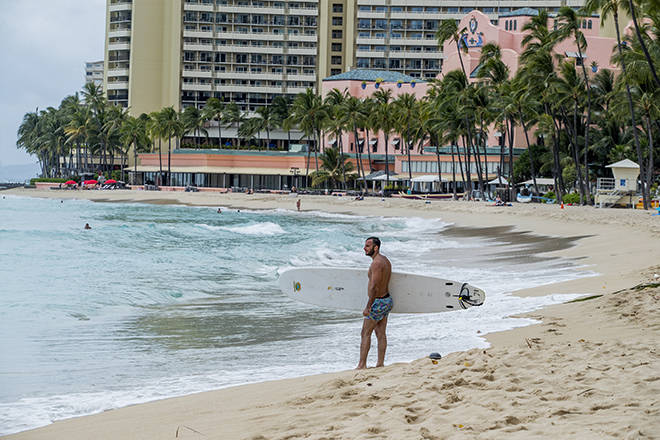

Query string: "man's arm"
[[363, 261, 385, 316]]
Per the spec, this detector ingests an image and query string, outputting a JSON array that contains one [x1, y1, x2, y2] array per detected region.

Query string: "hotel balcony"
[[216, 84, 283, 94], [288, 6, 318, 16], [223, 45, 285, 54], [183, 42, 214, 51], [108, 42, 131, 51], [288, 34, 317, 43], [107, 81, 129, 90], [216, 32, 286, 41], [356, 37, 386, 45], [356, 50, 386, 58], [287, 74, 316, 82], [182, 82, 213, 91], [399, 50, 441, 59], [107, 68, 129, 77], [218, 5, 284, 14], [109, 2, 132, 12], [216, 72, 284, 81], [183, 29, 214, 39], [183, 3, 214, 12], [356, 11, 387, 19], [358, 0, 388, 5], [182, 69, 213, 78], [287, 47, 316, 55]]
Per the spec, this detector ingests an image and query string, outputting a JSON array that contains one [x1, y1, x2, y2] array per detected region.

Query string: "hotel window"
[[332, 30, 343, 38], [331, 43, 342, 51], [331, 56, 342, 65], [331, 68, 341, 75], [332, 17, 343, 26], [332, 3, 343, 13], [588, 20, 592, 29], [514, 21, 517, 30]]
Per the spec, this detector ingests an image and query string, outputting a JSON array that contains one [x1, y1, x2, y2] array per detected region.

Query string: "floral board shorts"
[[368, 295, 393, 321]]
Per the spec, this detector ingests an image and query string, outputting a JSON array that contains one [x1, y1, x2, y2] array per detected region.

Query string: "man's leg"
[[357, 318, 378, 369], [374, 315, 388, 367]]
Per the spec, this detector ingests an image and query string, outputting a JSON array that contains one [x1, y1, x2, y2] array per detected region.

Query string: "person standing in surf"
[[357, 237, 393, 369]]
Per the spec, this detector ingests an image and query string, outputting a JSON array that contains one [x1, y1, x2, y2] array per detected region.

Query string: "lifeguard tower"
[[595, 159, 640, 208]]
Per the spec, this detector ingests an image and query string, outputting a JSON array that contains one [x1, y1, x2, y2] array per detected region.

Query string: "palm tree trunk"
[[354, 127, 366, 192], [451, 142, 458, 199], [314, 130, 320, 172], [158, 137, 163, 186], [507, 118, 515, 201], [519, 112, 539, 196], [405, 126, 412, 184], [455, 141, 467, 196], [614, 12, 648, 209], [384, 133, 390, 188], [365, 128, 373, 172], [645, 113, 654, 204], [570, 101, 585, 203], [575, 35, 592, 204], [339, 135, 347, 190]]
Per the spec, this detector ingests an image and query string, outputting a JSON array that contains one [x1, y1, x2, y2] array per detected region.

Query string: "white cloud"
[[0, 0, 106, 167]]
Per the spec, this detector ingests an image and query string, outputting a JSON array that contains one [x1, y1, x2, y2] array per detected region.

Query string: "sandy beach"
[[3, 187, 660, 439]]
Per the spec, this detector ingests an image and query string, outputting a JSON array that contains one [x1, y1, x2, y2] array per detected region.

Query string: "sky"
[[0, 0, 106, 166]]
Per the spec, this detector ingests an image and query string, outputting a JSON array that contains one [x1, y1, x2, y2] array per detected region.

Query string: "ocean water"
[[0, 195, 593, 435]]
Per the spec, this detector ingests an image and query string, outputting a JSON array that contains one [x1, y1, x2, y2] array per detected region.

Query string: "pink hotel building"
[[133, 8, 620, 191]]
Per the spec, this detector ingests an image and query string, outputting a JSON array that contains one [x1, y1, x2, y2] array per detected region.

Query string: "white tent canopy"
[[522, 178, 555, 186], [411, 174, 444, 183], [372, 174, 402, 181], [487, 176, 508, 185]]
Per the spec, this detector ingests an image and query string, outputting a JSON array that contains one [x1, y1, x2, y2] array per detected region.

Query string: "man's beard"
[[365, 249, 374, 257]]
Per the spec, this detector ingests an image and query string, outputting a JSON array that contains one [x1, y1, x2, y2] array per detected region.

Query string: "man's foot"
[[355, 364, 367, 370], [375, 363, 384, 368]]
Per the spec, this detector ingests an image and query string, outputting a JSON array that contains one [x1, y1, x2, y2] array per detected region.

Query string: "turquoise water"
[[0, 195, 590, 434]]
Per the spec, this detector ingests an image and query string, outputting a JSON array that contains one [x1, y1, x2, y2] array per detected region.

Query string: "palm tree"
[[202, 97, 224, 147], [324, 88, 349, 187], [290, 88, 328, 185], [157, 107, 180, 185], [340, 96, 369, 191], [436, 19, 468, 77], [556, 6, 594, 203], [623, 0, 660, 87], [585, 0, 649, 208], [255, 105, 280, 149], [223, 102, 242, 147], [181, 106, 208, 147], [309, 146, 355, 188], [271, 96, 292, 148], [393, 93, 419, 184], [121, 114, 149, 183]]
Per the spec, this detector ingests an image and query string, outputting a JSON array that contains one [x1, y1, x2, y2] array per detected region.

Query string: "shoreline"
[[4, 188, 660, 439]]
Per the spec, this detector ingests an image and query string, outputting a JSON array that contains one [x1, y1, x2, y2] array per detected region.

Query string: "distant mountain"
[[0, 163, 40, 182]]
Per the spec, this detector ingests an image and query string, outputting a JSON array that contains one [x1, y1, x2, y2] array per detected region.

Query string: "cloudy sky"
[[0, 0, 106, 166]]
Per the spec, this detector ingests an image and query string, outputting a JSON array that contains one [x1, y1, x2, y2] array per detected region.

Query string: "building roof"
[[606, 159, 639, 169], [498, 8, 540, 18], [323, 69, 425, 83]]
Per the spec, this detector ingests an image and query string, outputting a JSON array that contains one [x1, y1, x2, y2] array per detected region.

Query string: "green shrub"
[[544, 190, 555, 200], [30, 177, 69, 185], [562, 192, 580, 204]]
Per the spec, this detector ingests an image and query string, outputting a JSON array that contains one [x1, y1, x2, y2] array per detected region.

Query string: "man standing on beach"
[[357, 237, 393, 369]]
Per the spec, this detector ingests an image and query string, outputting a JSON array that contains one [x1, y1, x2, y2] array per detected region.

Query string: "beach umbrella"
[[105, 179, 117, 184], [84, 179, 98, 185], [65, 180, 77, 185]]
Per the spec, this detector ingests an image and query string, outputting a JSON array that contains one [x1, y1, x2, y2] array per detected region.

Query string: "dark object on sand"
[[429, 352, 442, 360]]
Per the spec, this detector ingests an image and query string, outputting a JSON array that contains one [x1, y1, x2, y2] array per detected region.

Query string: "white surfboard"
[[278, 267, 485, 313]]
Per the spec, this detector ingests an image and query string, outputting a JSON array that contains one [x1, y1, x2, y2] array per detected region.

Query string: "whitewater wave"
[[197, 222, 286, 236]]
